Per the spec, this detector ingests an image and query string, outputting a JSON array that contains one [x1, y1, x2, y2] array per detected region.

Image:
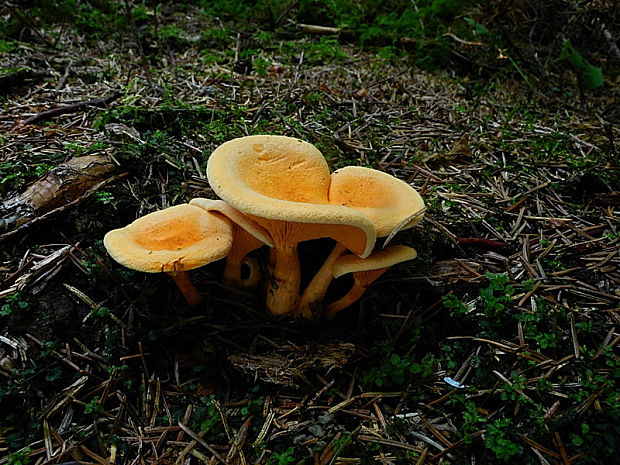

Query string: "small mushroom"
[[297, 166, 425, 317], [103, 204, 233, 307], [325, 245, 417, 319], [190, 198, 273, 288], [207, 135, 376, 315]]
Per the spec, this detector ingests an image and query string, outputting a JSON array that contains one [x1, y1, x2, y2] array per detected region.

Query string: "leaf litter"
[[0, 2, 619, 464]]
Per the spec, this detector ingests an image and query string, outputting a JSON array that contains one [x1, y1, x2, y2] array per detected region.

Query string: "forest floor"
[[0, 2, 619, 464]]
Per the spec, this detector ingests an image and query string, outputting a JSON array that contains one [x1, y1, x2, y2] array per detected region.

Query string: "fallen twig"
[[15, 93, 120, 128], [457, 237, 507, 248]]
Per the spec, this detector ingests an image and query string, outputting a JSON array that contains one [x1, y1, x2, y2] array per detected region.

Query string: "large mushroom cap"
[[328, 166, 425, 237], [208, 135, 330, 209], [332, 245, 418, 278], [207, 135, 375, 257], [104, 204, 233, 273]]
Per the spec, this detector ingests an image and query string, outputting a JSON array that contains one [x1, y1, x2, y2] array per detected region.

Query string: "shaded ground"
[[0, 1, 619, 464]]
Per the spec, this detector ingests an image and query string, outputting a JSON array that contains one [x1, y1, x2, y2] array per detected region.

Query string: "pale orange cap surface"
[[104, 204, 233, 273], [207, 135, 376, 257], [328, 166, 425, 237]]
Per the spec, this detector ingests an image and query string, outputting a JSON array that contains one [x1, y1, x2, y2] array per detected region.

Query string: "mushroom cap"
[[328, 166, 425, 237], [207, 135, 376, 256], [332, 245, 417, 278], [104, 204, 232, 273], [189, 198, 274, 247]]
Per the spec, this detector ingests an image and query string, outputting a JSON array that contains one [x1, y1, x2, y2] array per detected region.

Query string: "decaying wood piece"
[[229, 341, 355, 387], [0, 155, 117, 235]]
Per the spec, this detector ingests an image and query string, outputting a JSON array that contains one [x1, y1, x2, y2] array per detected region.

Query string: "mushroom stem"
[[167, 270, 202, 307], [266, 242, 301, 315], [325, 282, 367, 319], [224, 255, 261, 288], [240, 256, 261, 288], [324, 268, 389, 319], [222, 223, 265, 288], [295, 242, 347, 319], [222, 257, 245, 288], [267, 247, 277, 276], [189, 199, 271, 288]]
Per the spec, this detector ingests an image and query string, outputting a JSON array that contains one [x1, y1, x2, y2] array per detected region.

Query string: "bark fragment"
[[0, 155, 117, 234]]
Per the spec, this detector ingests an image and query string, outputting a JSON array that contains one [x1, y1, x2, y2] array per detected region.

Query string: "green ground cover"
[[0, 1, 618, 463]]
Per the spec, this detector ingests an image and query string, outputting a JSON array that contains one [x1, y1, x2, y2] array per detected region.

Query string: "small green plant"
[[516, 298, 559, 350], [158, 24, 184, 42], [201, 120, 230, 143], [195, 395, 224, 439], [45, 366, 63, 382], [479, 272, 513, 320], [253, 57, 271, 76], [0, 39, 16, 53], [240, 386, 263, 417], [0, 161, 31, 195], [267, 447, 295, 465], [331, 431, 355, 457], [41, 340, 57, 357], [484, 418, 522, 462], [368, 353, 410, 387], [1, 293, 29, 317], [570, 422, 594, 447], [200, 25, 231, 49], [463, 17, 490, 36], [442, 293, 469, 315], [557, 39, 603, 90], [84, 396, 104, 415], [96, 191, 117, 209], [303, 36, 350, 64], [66, 140, 110, 156], [34, 163, 54, 176], [461, 400, 488, 438], [500, 371, 528, 402], [7, 447, 31, 465], [361, 353, 434, 388], [304, 91, 323, 105], [92, 306, 111, 318]]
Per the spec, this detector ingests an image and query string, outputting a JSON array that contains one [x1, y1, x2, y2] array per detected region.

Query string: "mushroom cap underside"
[[189, 198, 274, 247], [332, 245, 418, 278], [104, 204, 232, 273]]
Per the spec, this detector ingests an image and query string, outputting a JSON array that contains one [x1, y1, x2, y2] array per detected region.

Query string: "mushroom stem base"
[[168, 271, 202, 307], [325, 267, 389, 319], [325, 282, 368, 319], [266, 243, 300, 315]]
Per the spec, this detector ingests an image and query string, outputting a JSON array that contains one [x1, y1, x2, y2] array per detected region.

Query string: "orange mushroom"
[[190, 198, 273, 288], [206, 135, 376, 315], [103, 204, 233, 307], [325, 245, 417, 319], [296, 166, 425, 318]]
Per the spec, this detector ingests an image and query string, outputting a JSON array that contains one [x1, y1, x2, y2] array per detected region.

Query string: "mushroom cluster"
[[103, 135, 425, 318]]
